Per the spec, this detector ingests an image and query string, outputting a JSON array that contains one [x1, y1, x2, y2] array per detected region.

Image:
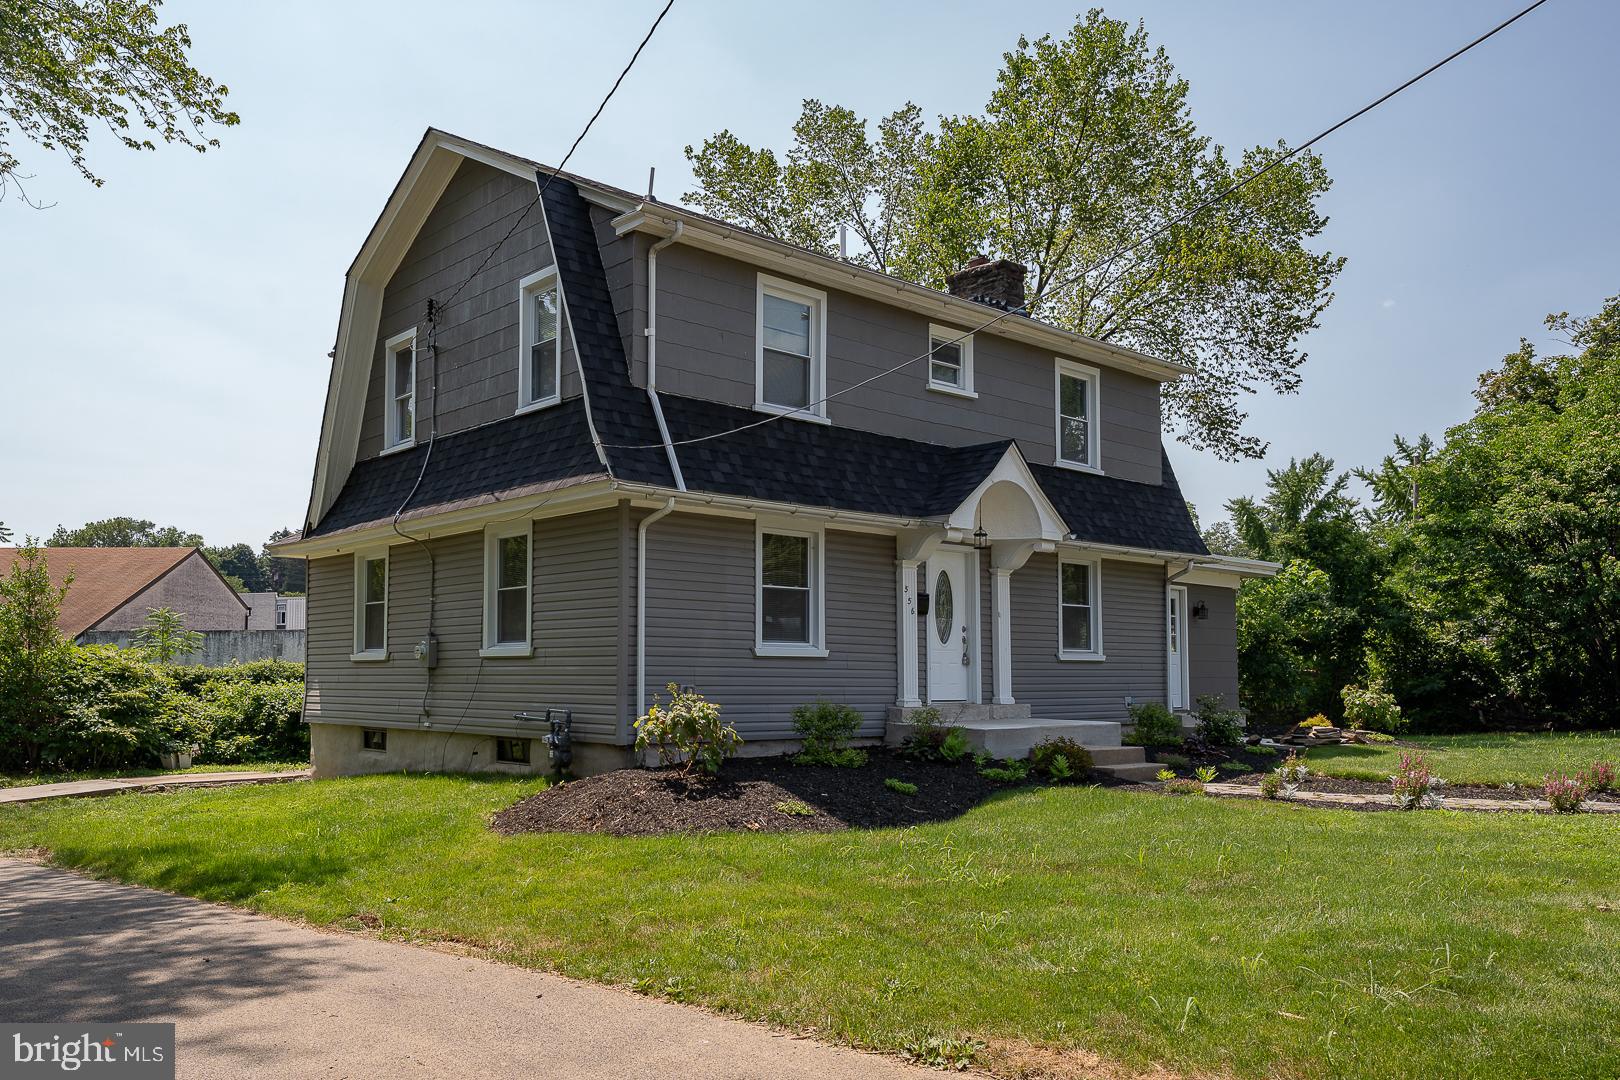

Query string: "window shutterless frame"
[[754, 519, 827, 657], [754, 274, 829, 422], [383, 328, 417, 452], [517, 267, 563, 413], [926, 324, 977, 398], [1056, 552, 1105, 661], [1054, 358, 1102, 472], [481, 520, 533, 657], [352, 547, 390, 660]]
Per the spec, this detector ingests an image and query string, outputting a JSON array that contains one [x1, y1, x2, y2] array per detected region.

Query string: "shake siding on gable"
[[640, 510, 897, 740], [357, 161, 583, 461], [646, 243, 1166, 486], [303, 508, 622, 741]]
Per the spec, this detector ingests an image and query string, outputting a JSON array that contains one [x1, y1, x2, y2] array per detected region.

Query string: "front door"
[[1167, 585, 1188, 710], [927, 548, 973, 701]]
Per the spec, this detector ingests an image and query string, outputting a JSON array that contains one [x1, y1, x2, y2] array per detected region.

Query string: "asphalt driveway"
[[0, 858, 934, 1079]]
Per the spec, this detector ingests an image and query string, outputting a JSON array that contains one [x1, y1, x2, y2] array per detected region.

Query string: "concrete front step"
[[1091, 760, 1167, 782]]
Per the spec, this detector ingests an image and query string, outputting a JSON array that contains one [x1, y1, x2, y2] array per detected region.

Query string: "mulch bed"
[[1218, 772, 1620, 804], [491, 750, 1022, 836]]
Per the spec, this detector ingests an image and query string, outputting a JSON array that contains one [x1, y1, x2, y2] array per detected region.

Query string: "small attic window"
[[383, 328, 416, 451], [518, 268, 562, 412]]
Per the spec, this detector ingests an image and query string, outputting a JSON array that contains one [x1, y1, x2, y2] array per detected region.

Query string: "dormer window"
[[755, 274, 827, 421], [383, 329, 416, 451], [927, 325, 976, 398], [518, 268, 562, 411], [1055, 358, 1101, 471]]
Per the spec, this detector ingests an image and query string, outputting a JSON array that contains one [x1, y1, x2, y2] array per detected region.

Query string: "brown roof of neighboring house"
[[0, 547, 205, 637]]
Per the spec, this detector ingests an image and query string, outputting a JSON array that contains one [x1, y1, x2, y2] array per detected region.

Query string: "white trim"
[[1054, 358, 1101, 472], [926, 323, 975, 396], [944, 444, 1068, 543], [481, 520, 533, 656], [896, 558, 922, 706], [924, 544, 979, 703], [754, 517, 827, 657], [516, 266, 563, 412], [755, 273, 829, 421], [352, 547, 390, 660], [383, 328, 417, 452], [1056, 551, 1104, 661], [1167, 584, 1190, 710]]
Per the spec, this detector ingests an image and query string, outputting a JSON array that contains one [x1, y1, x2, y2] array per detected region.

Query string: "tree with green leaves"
[[48, 517, 202, 548], [132, 606, 202, 663], [205, 542, 267, 593], [0, 541, 73, 766], [263, 528, 306, 594], [0, 0, 238, 205], [685, 10, 1342, 459]]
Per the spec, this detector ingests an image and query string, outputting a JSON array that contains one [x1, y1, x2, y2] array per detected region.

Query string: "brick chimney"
[[945, 255, 1027, 311]]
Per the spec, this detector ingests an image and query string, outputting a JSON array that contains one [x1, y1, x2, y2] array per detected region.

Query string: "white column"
[[896, 559, 921, 707], [992, 568, 1014, 705]]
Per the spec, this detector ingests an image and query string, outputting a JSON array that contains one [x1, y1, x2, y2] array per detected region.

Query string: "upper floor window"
[[756, 522, 826, 656], [482, 521, 532, 656], [1057, 553, 1103, 660], [927, 325, 976, 398], [755, 275, 827, 420], [518, 268, 562, 411], [353, 549, 389, 659], [384, 329, 416, 450], [1055, 359, 1101, 471]]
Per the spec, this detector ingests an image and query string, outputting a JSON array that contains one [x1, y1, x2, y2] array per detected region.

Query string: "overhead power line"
[[604, 0, 1551, 451]]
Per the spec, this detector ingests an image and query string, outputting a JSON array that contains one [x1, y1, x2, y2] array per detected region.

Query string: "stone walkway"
[[1205, 781, 1620, 813], [0, 770, 311, 805]]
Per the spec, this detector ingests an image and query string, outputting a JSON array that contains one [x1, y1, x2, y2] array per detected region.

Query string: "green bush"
[[1193, 694, 1245, 747], [884, 777, 918, 795], [1124, 701, 1181, 746], [1340, 682, 1406, 734], [791, 699, 867, 767], [635, 683, 742, 775], [1030, 737, 1093, 779]]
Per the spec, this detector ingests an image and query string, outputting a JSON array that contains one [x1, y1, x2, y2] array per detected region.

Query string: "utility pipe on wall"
[[636, 497, 677, 723], [644, 221, 686, 491]]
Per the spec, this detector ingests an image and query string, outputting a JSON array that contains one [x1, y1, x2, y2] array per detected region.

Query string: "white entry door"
[[927, 548, 973, 701], [1167, 585, 1189, 710]]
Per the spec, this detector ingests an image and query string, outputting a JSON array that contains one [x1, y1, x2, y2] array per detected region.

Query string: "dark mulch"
[[1219, 772, 1620, 804], [1141, 741, 1284, 779], [491, 751, 1028, 836]]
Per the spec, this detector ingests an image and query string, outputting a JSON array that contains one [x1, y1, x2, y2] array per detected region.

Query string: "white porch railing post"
[[897, 559, 921, 707], [992, 568, 1014, 705]]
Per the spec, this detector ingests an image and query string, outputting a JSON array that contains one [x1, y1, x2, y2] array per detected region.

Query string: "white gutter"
[[636, 497, 677, 722], [643, 221, 687, 491]]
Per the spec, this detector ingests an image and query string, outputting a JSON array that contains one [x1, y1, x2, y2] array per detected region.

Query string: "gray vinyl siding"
[[357, 161, 582, 461], [640, 510, 897, 739], [303, 508, 622, 741], [1187, 583, 1239, 709], [590, 203, 648, 381], [1008, 554, 1167, 720], [647, 244, 1164, 485]]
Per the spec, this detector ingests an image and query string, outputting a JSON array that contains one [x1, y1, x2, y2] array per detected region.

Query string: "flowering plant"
[[1581, 760, 1615, 794], [1543, 773, 1588, 814], [1390, 750, 1444, 810]]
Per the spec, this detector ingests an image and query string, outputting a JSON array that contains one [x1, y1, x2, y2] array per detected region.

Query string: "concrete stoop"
[[884, 708, 1166, 782]]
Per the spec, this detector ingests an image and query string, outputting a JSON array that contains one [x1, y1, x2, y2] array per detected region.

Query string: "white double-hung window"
[[383, 329, 416, 451], [1055, 358, 1101, 471], [1057, 553, 1103, 660], [352, 549, 389, 660], [756, 275, 827, 420], [756, 523, 826, 656], [927, 325, 975, 397], [518, 268, 562, 411], [482, 521, 532, 656]]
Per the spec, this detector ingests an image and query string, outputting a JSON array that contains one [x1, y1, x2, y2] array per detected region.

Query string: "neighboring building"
[[242, 592, 307, 631], [0, 547, 247, 638], [274, 129, 1276, 779]]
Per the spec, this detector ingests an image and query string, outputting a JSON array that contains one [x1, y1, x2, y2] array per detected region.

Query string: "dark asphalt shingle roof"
[[1034, 452, 1209, 555]]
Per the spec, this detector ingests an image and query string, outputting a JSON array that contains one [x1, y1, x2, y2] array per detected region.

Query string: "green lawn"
[[0, 762, 307, 789], [2, 775, 1617, 1079], [1306, 730, 1620, 787]]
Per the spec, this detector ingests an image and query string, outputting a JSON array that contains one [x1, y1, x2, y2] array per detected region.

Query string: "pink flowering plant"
[[1543, 773, 1588, 814], [1390, 750, 1445, 810], [1581, 760, 1615, 794]]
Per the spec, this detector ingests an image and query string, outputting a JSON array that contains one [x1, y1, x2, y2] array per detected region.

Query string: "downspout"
[[636, 497, 678, 725], [644, 220, 687, 491]]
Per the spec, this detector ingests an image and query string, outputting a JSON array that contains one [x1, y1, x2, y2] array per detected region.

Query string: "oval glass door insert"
[[934, 569, 954, 644]]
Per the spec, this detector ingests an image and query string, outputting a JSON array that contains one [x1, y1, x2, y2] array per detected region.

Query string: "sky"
[[3, 0, 1616, 547]]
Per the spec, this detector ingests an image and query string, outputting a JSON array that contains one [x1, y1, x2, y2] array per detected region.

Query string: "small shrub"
[[1163, 777, 1205, 796], [791, 699, 866, 767], [897, 707, 966, 762], [1155, 768, 1178, 782], [1248, 744, 1279, 757], [1544, 773, 1588, 813], [884, 777, 918, 796], [1582, 760, 1616, 794], [634, 683, 742, 775], [1361, 731, 1396, 744], [1125, 700, 1181, 746], [1275, 753, 1309, 796], [1194, 765, 1218, 784], [1218, 759, 1249, 773], [1158, 752, 1191, 769], [1259, 771, 1284, 799], [774, 799, 816, 816], [1030, 737, 1093, 779], [1303, 713, 1330, 728], [1193, 694, 1245, 746], [1390, 750, 1445, 810], [978, 757, 1030, 783], [938, 727, 971, 762], [1341, 683, 1406, 733]]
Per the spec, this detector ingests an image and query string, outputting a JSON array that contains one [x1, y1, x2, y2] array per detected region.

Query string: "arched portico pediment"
[[945, 445, 1067, 543]]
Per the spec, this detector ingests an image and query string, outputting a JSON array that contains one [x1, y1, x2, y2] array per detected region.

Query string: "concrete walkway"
[[0, 859, 934, 1079], [0, 770, 310, 804], [1205, 781, 1620, 813]]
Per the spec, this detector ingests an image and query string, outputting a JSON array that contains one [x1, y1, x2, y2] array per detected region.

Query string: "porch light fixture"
[[1192, 600, 1209, 621], [972, 525, 989, 550]]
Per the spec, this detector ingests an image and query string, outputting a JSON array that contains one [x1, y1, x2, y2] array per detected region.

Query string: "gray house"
[[275, 130, 1275, 778]]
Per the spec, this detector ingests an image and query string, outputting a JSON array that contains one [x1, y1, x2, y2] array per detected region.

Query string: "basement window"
[[361, 729, 388, 752], [383, 328, 416, 451], [495, 738, 531, 765]]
